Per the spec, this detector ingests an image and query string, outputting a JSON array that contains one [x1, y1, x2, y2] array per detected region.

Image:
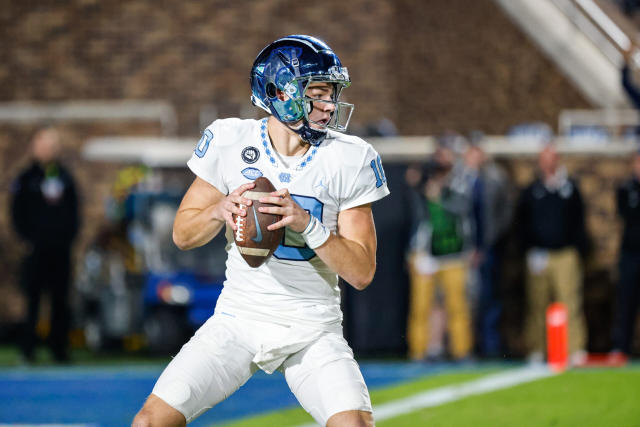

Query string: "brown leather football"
[[232, 177, 284, 268]]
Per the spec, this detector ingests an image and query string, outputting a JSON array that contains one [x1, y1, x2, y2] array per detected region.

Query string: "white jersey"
[[187, 118, 390, 331]]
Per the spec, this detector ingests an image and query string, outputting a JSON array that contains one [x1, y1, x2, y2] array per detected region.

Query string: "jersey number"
[[195, 129, 213, 158], [273, 195, 324, 261], [370, 155, 387, 188]]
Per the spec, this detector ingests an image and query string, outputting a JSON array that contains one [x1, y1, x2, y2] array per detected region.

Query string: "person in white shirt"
[[132, 35, 389, 427]]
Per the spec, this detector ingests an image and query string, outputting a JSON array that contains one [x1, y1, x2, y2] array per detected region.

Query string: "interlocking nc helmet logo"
[[251, 205, 263, 243]]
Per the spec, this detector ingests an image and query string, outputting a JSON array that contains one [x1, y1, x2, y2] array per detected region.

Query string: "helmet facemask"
[[281, 78, 353, 145], [299, 78, 354, 133]]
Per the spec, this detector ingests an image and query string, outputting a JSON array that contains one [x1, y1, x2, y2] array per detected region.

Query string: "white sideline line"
[[298, 365, 554, 427]]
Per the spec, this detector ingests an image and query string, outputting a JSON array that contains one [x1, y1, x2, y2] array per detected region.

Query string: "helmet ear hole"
[[266, 82, 277, 99]]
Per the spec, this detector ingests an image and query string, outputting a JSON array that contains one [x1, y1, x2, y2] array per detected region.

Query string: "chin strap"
[[287, 121, 327, 146]]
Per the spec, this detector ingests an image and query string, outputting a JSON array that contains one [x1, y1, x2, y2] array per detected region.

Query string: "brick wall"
[[0, 0, 396, 133], [392, 0, 591, 134], [1, 0, 587, 134]]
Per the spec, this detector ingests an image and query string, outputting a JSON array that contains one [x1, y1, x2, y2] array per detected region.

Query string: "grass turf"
[[381, 368, 640, 427], [219, 366, 640, 427], [218, 370, 490, 426]]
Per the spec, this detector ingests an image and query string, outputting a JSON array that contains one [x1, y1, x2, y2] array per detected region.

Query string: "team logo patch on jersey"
[[241, 146, 260, 164], [279, 172, 291, 183], [241, 167, 263, 180]]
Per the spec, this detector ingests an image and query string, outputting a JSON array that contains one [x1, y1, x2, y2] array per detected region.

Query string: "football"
[[233, 177, 284, 268]]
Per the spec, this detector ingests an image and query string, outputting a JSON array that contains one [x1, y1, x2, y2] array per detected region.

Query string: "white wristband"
[[301, 215, 330, 249]]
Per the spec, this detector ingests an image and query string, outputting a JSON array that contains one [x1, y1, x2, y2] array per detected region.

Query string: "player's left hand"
[[258, 188, 310, 233]]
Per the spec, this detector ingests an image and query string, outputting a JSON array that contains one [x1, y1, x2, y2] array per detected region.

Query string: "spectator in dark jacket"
[[516, 145, 588, 366], [10, 127, 79, 363], [622, 57, 639, 108], [610, 150, 640, 363], [464, 144, 513, 357], [622, 46, 640, 140]]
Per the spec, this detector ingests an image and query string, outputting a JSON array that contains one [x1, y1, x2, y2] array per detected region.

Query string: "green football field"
[[220, 365, 640, 427]]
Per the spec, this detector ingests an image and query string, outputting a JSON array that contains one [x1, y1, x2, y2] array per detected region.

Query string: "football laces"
[[235, 204, 245, 242]]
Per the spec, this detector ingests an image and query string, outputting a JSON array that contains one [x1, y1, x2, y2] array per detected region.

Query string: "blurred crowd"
[[6, 123, 640, 365], [6, 122, 640, 365], [403, 132, 640, 366]]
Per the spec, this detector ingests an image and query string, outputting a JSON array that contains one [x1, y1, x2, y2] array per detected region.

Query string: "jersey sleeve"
[[340, 144, 390, 211], [186, 121, 229, 194]]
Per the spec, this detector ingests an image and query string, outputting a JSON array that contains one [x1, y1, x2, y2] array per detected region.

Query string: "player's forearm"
[[313, 234, 376, 290], [173, 204, 225, 250]]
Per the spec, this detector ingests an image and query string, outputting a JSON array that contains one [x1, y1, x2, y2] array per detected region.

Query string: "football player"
[[132, 35, 389, 427]]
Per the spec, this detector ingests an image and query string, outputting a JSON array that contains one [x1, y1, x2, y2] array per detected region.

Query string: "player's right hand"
[[216, 182, 255, 231]]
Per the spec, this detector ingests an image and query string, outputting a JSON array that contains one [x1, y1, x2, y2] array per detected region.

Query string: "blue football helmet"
[[250, 35, 353, 146]]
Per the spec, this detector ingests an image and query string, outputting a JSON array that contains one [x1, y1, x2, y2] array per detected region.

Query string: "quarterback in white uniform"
[[133, 35, 389, 427]]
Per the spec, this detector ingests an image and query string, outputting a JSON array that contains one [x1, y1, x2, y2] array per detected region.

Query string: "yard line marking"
[[373, 365, 553, 421], [298, 365, 554, 426]]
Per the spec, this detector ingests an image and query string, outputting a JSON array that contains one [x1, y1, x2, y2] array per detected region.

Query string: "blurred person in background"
[[464, 142, 513, 358], [622, 47, 638, 102], [609, 150, 640, 364], [622, 45, 640, 130], [620, 45, 640, 142], [10, 126, 80, 364], [405, 153, 448, 362], [617, 0, 640, 16], [406, 140, 474, 362], [405, 161, 447, 361], [516, 144, 588, 366]]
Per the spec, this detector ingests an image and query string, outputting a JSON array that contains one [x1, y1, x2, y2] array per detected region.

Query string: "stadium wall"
[[1, 0, 589, 134]]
